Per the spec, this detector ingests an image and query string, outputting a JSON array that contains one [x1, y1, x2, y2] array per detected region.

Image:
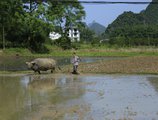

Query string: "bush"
[[71, 42, 81, 50], [29, 32, 49, 53], [54, 36, 71, 50]]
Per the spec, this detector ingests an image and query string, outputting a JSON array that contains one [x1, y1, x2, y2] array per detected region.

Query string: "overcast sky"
[[80, 0, 152, 27]]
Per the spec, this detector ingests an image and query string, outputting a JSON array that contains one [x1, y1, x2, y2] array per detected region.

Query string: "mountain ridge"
[[88, 21, 106, 35], [105, 0, 158, 33]]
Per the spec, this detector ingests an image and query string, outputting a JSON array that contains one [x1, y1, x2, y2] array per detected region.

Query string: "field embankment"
[[1, 46, 158, 57], [62, 56, 158, 74], [1, 56, 158, 75]]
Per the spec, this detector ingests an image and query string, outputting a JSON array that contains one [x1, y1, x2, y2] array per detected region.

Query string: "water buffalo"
[[26, 58, 61, 74]]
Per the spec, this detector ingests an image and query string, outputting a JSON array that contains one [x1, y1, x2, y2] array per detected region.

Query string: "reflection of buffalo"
[[28, 76, 57, 91], [26, 58, 61, 74]]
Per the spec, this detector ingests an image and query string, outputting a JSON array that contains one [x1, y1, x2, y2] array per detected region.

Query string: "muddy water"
[[0, 74, 158, 120], [0, 56, 124, 71]]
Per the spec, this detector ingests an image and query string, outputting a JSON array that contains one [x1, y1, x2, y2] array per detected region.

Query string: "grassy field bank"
[[1, 45, 158, 57]]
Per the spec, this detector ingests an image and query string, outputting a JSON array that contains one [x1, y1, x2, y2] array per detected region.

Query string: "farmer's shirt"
[[72, 55, 80, 66]]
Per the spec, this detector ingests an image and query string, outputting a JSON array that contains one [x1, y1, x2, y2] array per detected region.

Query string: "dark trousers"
[[73, 65, 78, 74]]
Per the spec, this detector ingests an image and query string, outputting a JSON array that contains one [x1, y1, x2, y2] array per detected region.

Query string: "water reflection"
[[1, 74, 158, 120], [0, 76, 26, 120], [0, 56, 30, 71], [0, 75, 85, 120]]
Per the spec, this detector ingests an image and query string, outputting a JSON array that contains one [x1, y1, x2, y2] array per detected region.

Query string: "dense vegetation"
[[1, 0, 158, 54], [104, 0, 158, 46], [0, 0, 85, 53]]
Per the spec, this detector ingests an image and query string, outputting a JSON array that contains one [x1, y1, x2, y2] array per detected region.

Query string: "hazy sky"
[[80, 0, 152, 27]]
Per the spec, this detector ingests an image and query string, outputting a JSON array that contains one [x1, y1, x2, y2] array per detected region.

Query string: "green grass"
[[1, 45, 158, 57], [1, 48, 32, 56]]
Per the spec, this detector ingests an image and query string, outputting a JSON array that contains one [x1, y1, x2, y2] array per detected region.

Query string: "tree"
[[80, 27, 95, 43], [0, 0, 85, 52], [0, 0, 24, 49], [48, 0, 85, 34], [47, 0, 85, 49]]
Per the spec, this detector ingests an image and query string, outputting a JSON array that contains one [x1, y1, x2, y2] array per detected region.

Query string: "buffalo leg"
[[38, 71, 41, 74], [51, 67, 55, 73]]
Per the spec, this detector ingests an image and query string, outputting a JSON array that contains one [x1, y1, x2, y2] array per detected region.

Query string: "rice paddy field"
[[62, 56, 158, 74]]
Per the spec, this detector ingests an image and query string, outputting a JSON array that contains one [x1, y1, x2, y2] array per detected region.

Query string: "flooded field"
[[0, 56, 124, 71], [0, 74, 158, 120]]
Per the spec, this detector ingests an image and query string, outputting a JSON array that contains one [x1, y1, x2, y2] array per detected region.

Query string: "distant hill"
[[142, 0, 158, 24], [104, 0, 158, 46], [88, 21, 106, 35], [105, 0, 158, 34]]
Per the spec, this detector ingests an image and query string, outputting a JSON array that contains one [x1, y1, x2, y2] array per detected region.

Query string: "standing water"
[[0, 56, 124, 71], [0, 74, 158, 120]]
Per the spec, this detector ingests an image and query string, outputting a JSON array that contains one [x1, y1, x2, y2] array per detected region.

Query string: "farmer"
[[71, 52, 81, 74]]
